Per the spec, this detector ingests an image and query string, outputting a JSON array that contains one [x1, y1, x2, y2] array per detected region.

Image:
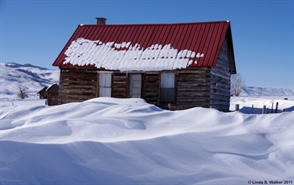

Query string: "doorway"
[[129, 74, 142, 98]]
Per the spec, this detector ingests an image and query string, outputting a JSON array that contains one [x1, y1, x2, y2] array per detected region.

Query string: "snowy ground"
[[230, 96, 294, 114], [0, 97, 293, 184]]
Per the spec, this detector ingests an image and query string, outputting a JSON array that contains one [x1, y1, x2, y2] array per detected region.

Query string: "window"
[[99, 73, 111, 97], [160, 73, 175, 103], [129, 74, 142, 98]]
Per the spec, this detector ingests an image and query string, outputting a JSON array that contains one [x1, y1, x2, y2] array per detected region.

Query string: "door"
[[99, 73, 112, 97], [129, 74, 142, 98]]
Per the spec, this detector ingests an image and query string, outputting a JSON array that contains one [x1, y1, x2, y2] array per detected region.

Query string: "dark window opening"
[[160, 88, 175, 103]]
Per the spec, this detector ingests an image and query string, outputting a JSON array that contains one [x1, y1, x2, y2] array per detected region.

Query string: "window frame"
[[98, 72, 112, 97], [160, 73, 176, 103]]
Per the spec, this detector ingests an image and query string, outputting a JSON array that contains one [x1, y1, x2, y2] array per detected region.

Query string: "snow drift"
[[0, 97, 293, 184]]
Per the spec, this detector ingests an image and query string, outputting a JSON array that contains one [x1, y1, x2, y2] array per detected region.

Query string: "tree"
[[231, 73, 246, 96], [14, 83, 29, 99]]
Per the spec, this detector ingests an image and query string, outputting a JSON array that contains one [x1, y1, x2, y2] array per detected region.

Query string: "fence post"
[[275, 102, 279, 113], [252, 104, 254, 114], [235, 104, 239, 111], [262, 105, 266, 114]]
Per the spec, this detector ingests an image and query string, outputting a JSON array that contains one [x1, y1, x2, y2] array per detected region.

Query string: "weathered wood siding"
[[112, 72, 128, 98], [47, 92, 59, 106], [142, 73, 160, 105], [47, 84, 59, 106], [58, 68, 98, 104], [173, 68, 211, 110], [209, 39, 231, 112]]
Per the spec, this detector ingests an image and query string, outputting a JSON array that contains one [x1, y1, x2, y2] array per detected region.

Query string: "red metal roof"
[[52, 21, 236, 72]]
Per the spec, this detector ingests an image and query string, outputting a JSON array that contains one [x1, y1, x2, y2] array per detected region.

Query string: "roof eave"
[[226, 24, 237, 74]]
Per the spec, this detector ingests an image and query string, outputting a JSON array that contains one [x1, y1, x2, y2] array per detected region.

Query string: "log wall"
[[47, 92, 59, 106], [46, 84, 59, 106], [209, 39, 231, 112], [142, 73, 160, 105], [173, 68, 211, 110], [112, 72, 128, 98], [58, 68, 98, 104]]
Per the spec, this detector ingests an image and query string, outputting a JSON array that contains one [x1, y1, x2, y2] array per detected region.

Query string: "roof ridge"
[[79, 20, 230, 27]]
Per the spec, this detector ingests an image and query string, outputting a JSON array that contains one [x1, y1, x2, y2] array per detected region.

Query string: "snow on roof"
[[63, 38, 204, 71], [53, 21, 235, 72], [46, 84, 58, 91]]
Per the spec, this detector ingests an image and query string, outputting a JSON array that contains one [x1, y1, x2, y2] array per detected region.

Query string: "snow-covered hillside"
[[0, 97, 293, 184], [241, 86, 294, 97], [0, 62, 59, 100]]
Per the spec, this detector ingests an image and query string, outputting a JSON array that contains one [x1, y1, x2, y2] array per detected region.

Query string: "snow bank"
[[0, 97, 293, 184]]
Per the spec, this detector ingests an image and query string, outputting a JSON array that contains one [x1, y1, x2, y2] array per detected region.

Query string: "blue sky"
[[0, 0, 293, 90]]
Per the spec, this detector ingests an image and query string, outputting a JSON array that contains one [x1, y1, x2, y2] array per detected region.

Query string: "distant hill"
[[0, 62, 59, 100], [240, 86, 294, 97], [0, 62, 293, 100]]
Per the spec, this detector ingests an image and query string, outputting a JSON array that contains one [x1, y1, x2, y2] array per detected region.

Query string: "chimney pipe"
[[96, 17, 107, 25]]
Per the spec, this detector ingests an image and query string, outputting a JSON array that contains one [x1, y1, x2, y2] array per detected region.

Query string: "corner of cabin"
[[209, 36, 234, 112]]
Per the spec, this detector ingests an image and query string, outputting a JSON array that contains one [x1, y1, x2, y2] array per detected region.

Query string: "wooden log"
[[210, 99, 230, 105], [60, 89, 96, 94], [175, 68, 211, 74], [63, 94, 96, 100], [181, 98, 210, 104]]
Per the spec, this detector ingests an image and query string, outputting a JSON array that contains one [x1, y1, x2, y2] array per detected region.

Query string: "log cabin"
[[37, 87, 47, 99], [46, 84, 59, 106], [52, 18, 236, 111]]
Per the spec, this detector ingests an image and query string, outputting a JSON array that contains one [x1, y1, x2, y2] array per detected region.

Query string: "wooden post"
[[275, 102, 279, 113], [271, 102, 274, 113], [262, 105, 266, 114], [235, 104, 239, 111], [252, 104, 254, 114]]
